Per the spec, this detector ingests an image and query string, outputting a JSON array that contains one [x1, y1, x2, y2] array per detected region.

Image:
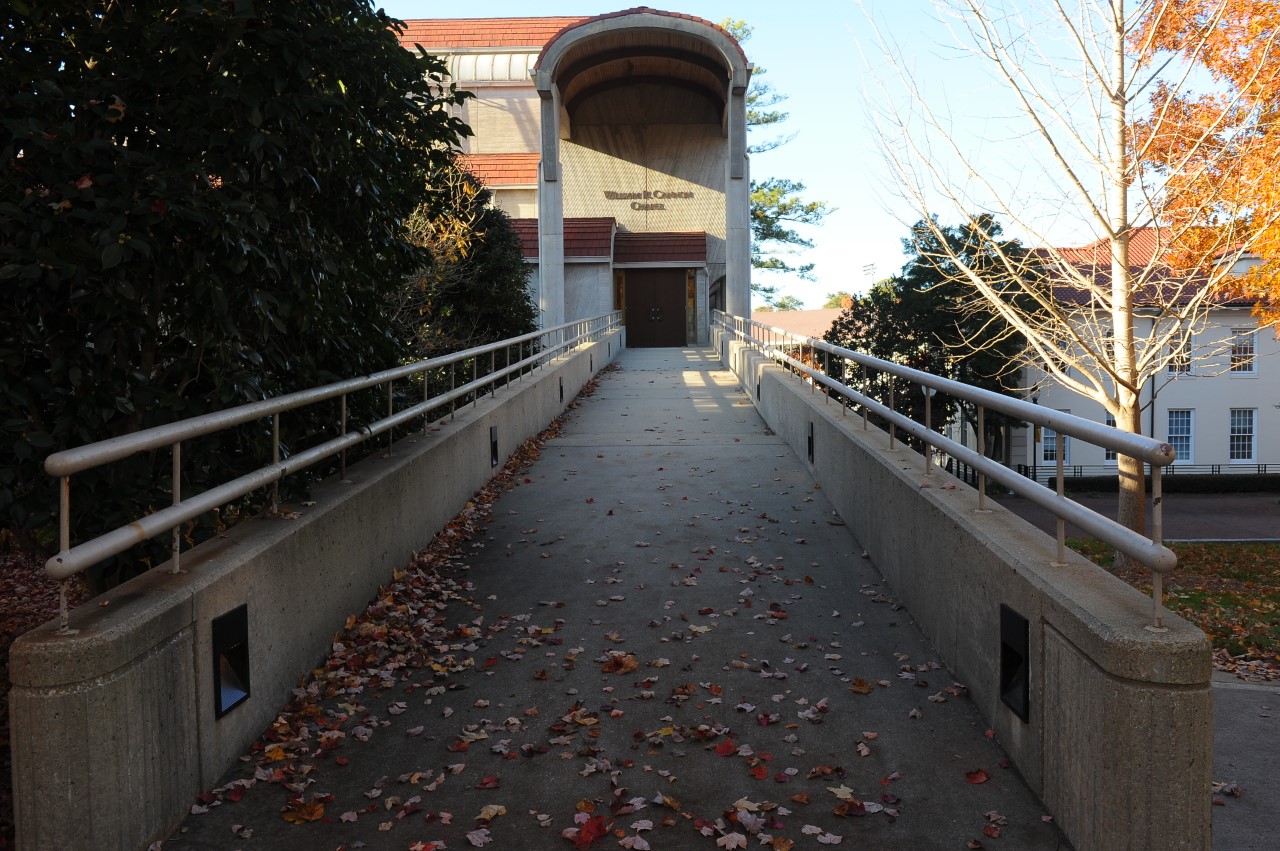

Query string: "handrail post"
[[340, 394, 349, 481], [58, 476, 73, 634], [271, 413, 280, 513], [170, 442, 181, 574], [386, 379, 395, 455], [1151, 465, 1166, 629], [861, 364, 868, 429], [977, 405, 988, 511], [1055, 432, 1066, 564], [888, 383, 895, 449], [924, 384, 933, 477]]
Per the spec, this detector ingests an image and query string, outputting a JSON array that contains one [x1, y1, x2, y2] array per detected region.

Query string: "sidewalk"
[[994, 491, 1280, 541], [164, 348, 1066, 850]]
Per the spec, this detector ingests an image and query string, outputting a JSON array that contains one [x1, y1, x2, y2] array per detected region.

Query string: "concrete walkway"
[[164, 349, 1072, 849]]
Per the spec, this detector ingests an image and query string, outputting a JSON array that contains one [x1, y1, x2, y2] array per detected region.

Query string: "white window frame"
[[1167, 336, 1192, 374], [1042, 409, 1070, 465], [1229, 327, 1257, 375], [1166, 409, 1194, 465], [1103, 412, 1117, 464], [1228, 408, 1256, 463]]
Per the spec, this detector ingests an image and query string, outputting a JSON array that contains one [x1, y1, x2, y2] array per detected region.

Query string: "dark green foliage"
[[825, 216, 1032, 453], [397, 167, 537, 358], [0, 0, 470, 579], [750, 177, 829, 283]]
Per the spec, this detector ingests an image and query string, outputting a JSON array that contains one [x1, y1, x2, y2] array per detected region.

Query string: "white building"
[[1012, 230, 1278, 477], [396, 10, 754, 346]]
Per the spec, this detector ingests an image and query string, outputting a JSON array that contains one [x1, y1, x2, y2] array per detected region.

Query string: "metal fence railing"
[[43, 313, 622, 629], [1016, 462, 1278, 485], [714, 310, 1178, 628]]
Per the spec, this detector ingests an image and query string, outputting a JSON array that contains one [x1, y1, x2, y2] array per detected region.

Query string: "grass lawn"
[[1069, 538, 1280, 669]]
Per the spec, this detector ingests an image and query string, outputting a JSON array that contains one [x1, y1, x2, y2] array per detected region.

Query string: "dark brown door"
[[625, 269, 686, 347]]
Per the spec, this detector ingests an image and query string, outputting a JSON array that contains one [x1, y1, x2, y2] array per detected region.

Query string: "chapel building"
[[397, 8, 753, 346]]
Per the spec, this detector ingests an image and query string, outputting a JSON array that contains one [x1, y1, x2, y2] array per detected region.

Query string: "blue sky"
[[374, 1, 993, 307]]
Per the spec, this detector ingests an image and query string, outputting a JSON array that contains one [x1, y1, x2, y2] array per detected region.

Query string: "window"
[[1104, 413, 1116, 462], [1167, 338, 1191, 374], [1229, 409, 1255, 462], [1167, 409, 1193, 464], [1230, 328, 1256, 374], [1042, 410, 1070, 464]]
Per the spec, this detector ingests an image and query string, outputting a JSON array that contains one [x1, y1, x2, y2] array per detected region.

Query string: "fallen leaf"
[[965, 769, 990, 784]]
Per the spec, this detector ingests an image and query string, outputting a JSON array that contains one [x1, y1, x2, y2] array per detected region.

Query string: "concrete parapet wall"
[[8, 332, 623, 851], [715, 333, 1212, 851]]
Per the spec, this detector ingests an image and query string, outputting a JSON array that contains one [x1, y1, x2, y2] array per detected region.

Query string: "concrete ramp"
[[161, 348, 1069, 850]]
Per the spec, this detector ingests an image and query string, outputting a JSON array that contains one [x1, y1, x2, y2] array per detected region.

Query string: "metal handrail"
[[44, 313, 622, 625], [714, 310, 1177, 627]]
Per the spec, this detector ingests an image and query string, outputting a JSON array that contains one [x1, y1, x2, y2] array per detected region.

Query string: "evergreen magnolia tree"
[[0, 1, 469, 573], [826, 216, 1029, 452], [396, 164, 537, 357]]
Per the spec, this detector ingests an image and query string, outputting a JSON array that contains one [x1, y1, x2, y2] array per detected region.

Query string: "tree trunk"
[[1115, 403, 1146, 544], [1109, 0, 1146, 555]]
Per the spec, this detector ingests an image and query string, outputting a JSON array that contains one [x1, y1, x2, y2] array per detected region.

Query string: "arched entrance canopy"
[[530, 8, 753, 325]]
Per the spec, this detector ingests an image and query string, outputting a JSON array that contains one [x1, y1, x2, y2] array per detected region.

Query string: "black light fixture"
[[490, 426, 499, 467], [999, 603, 1030, 722], [807, 421, 815, 463], [212, 604, 250, 719]]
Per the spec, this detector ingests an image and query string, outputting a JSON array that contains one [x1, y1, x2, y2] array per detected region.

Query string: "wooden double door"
[[624, 268, 686, 348]]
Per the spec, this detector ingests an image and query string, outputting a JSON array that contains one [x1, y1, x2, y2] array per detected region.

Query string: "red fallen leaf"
[[225, 786, 246, 802], [196, 793, 217, 804], [966, 841, 985, 850], [984, 728, 996, 739], [997, 757, 1010, 768], [715, 738, 738, 756], [983, 824, 1001, 838], [750, 765, 769, 780], [448, 740, 470, 752], [335, 756, 350, 766], [965, 769, 990, 784], [477, 776, 500, 789], [573, 814, 609, 848], [281, 797, 325, 825], [483, 658, 499, 669], [707, 684, 724, 696], [585, 498, 595, 504], [791, 792, 811, 805]]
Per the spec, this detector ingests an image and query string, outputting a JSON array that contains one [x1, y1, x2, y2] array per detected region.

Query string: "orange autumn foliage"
[[1134, 0, 1280, 330]]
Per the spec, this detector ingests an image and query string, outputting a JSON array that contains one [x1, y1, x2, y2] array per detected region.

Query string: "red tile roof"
[[1044, 226, 1251, 307], [395, 18, 588, 50], [1055, 227, 1167, 267], [537, 8, 749, 68], [511, 218, 538, 259], [510, 218, 617, 260], [459, 153, 539, 187], [752, 309, 844, 339], [614, 231, 706, 264], [566, 217, 616, 258]]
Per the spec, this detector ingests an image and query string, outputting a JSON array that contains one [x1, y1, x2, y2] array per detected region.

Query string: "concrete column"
[[537, 89, 565, 328], [725, 83, 751, 320]]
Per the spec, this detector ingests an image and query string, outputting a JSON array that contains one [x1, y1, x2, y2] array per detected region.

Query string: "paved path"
[[994, 491, 1280, 541], [165, 349, 1070, 849]]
